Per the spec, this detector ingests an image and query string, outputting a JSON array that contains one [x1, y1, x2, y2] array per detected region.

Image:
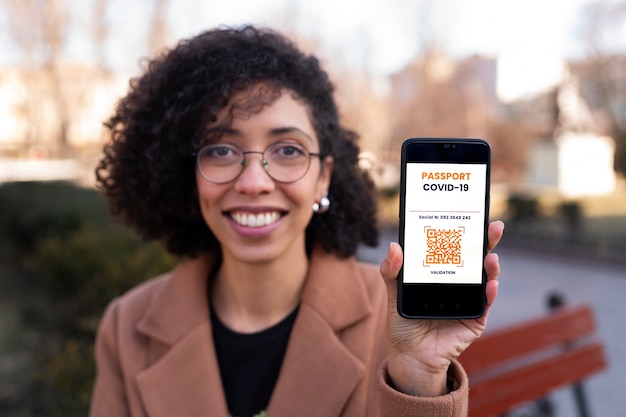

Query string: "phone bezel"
[[397, 138, 491, 319]]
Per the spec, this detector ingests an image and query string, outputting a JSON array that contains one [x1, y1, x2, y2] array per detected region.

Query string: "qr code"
[[424, 227, 463, 265]]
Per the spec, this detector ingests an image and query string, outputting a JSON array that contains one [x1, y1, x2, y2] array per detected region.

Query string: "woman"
[[91, 25, 504, 417]]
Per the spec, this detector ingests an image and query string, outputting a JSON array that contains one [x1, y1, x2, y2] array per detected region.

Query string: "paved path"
[[357, 228, 626, 417]]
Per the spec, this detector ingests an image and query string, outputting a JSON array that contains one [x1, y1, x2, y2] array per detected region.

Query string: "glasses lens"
[[196, 142, 315, 183], [264, 142, 311, 182], [197, 144, 243, 183]]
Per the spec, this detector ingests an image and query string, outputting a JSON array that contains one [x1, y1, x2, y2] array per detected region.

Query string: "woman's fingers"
[[379, 242, 403, 298], [487, 220, 505, 251]]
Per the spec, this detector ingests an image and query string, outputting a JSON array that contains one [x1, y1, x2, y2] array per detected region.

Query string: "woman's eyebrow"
[[203, 126, 314, 144], [204, 126, 240, 138], [268, 127, 314, 144]]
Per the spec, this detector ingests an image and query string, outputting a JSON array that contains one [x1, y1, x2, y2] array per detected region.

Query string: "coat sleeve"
[[359, 261, 469, 417], [377, 359, 469, 417], [89, 299, 133, 417]]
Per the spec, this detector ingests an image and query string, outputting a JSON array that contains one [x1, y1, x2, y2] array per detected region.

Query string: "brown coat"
[[89, 247, 469, 417]]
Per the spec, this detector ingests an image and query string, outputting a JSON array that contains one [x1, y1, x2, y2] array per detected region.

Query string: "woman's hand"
[[379, 220, 504, 397]]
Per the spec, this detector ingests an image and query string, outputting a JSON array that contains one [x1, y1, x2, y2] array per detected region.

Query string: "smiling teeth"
[[231, 212, 280, 227]]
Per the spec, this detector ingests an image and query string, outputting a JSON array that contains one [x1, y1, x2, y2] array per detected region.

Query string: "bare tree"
[[575, 0, 626, 175], [148, 0, 170, 57], [1, 0, 117, 156], [2, 0, 72, 155], [3, 0, 45, 149], [385, 0, 499, 160], [42, 0, 72, 153], [389, 51, 481, 148], [92, 0, 111, 73], [577, 1, 626, 57]]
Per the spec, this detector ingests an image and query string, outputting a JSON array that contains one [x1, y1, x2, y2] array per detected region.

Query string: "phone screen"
[[398, 138, 491, 319], [403, 162, 487, 284]]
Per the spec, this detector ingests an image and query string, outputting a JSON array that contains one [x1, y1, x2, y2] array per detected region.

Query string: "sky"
[[2, 0, 623, 100], [161, 0, 590, 74], [97, 0, 607, 100], [88, 0, 592, 77]]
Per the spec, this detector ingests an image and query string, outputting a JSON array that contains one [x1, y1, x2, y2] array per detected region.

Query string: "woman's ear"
[[319, 155, 334, 192]]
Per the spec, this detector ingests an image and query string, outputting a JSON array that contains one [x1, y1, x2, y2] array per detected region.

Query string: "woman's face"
[[195, 87, 333, 265]]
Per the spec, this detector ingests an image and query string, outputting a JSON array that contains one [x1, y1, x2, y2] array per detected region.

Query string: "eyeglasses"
[[196, 142, 321, 184]]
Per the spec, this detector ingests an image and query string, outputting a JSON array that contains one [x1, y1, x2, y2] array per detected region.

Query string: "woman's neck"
[[210, 247, 309, 334]]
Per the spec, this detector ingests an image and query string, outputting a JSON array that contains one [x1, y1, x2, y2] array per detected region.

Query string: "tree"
[[574, 0, 626, 175], [92, 0, 110, 73], [2, 0, 72, 155], [1, 0, 173, 153], [148, 0, 170, 57]]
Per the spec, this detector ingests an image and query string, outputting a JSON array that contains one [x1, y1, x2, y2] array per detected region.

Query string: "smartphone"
[[397, 138, 491, 319]]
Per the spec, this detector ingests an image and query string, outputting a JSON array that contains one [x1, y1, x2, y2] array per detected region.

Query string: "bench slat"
[[468, 342, 607, 417], [461, 305, 596, 374]]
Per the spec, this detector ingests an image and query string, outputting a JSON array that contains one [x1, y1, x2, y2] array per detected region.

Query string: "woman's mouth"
[[230, 211, 281, 228]]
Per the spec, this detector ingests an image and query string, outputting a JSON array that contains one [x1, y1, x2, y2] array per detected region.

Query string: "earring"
[[313, 195, 331, 214]]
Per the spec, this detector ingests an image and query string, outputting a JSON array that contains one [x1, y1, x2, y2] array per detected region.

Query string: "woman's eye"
[[276, 144, 305, 157], [208, 146, 236, 158], [215, 147, 231, 156]]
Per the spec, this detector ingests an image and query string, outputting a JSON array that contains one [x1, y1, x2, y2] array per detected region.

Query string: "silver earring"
[[313, 195, 331, 214]]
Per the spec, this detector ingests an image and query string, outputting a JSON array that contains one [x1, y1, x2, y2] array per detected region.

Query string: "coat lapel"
[[132, 248, 377, 417], [134, 255, 230, 417], [135, 322, 229, 417], [268, 248, 375, 416]]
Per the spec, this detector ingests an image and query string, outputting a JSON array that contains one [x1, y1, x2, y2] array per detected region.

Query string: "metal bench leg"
[[547, 291, 594, 417]]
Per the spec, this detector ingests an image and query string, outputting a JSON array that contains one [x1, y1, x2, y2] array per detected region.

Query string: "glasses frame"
[[195, 142, 322, 184]]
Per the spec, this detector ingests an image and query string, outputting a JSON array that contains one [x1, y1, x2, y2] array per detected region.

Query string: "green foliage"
[[560, 201, 583, 229], [506, 194, 539, 221], [0, 181, 108, 255], [37, 340, 96, 417], [32, 225, 176, 328], [0, 181, 178, 415]]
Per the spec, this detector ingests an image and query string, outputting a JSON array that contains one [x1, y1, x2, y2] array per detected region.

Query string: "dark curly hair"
[[96, 25, 379, 258]]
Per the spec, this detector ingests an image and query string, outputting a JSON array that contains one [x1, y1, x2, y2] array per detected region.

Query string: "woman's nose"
[[232, 154, 275, 195]]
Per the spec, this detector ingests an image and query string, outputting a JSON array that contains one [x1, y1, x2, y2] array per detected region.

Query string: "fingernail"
[[385, 242, 395, 262]]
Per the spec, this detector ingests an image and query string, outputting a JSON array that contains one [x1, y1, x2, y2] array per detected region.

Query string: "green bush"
[[560, 200, 583, 229], [0, 181, 108, 255], [0, 181, 178, 416], [25, 226, 176, 415], [31, 225, 177, 335], [37, 340, 96, 417], [506, 194, 539, 221]]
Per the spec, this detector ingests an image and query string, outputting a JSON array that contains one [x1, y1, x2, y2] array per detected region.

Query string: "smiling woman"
[[96, 28, 378, 259], [193, 86, 333, 271], [90, 24, 504, 417]]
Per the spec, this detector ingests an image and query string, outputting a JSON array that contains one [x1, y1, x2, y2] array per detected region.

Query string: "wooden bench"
[[460, 304, 607, 417]]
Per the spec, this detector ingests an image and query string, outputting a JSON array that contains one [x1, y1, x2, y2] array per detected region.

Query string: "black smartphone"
[[397, 138, 491, 319]]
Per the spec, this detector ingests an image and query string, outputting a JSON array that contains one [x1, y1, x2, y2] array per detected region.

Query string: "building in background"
[[525, 66, 617, 197], [0, 65, 128, 182]]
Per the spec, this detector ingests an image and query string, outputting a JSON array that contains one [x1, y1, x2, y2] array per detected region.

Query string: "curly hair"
[[96, 25, 379, 258]]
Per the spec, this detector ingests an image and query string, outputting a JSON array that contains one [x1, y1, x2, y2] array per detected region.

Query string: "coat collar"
[[135, 247, 375, 417], [268, 247, 374, 416]]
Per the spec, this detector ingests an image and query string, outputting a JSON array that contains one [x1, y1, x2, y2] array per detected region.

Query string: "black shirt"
[[211, 307, 298, 417]]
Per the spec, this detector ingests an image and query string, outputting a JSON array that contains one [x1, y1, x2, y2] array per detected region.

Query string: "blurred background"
[[0, 0, 625, 416]]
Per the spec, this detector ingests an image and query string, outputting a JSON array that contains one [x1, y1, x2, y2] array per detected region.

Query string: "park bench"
[[460, 302, 607, 417]]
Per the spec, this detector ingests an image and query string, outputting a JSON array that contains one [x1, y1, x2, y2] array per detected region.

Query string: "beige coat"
[[89, 247, 469, 417]]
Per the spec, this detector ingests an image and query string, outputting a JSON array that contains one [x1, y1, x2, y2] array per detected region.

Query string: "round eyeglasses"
[[196, 142, 322, 184]]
